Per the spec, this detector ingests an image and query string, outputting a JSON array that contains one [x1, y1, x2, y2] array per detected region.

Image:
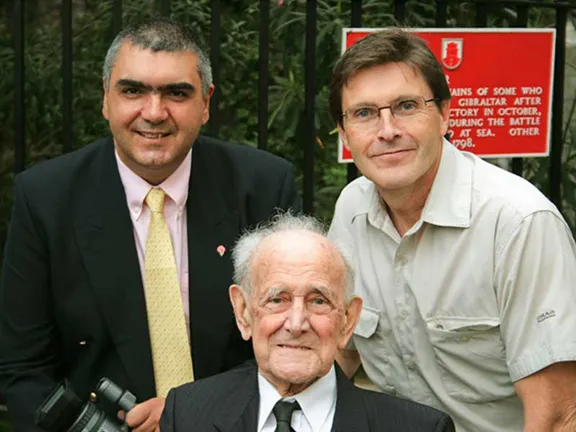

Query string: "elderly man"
[[160, 213, 454, 431], [328, 28, 576, 431]]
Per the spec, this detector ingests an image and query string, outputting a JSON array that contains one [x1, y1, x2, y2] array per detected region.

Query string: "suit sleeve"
[[0, 176, 59, 432], [278, 164, 301, 213], [159, 389, 176, 432], [434, 414, 456, 432]]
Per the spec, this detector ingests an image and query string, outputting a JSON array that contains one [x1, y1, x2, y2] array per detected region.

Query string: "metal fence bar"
[[347, 0, 362, 184], [13, 0, 25, 174], [160, 0, 171, 16], [209, 0, 221, 137], [394, 0, 406, 22], [516, 3, 529, 25], [258, 0, 269, 151], [435, 0, 447, 26], [303, 0, 317, 214], [112, 0, 123, 35], [350, 0, 362, 38], [549, 1, 568, 210], [61, 0, 73, 154], [511, 4, 530, 177], [475, 0, 488, 26]]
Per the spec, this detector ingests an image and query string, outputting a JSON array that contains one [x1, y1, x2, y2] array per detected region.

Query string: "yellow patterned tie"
[[144, 188, 194, 397]]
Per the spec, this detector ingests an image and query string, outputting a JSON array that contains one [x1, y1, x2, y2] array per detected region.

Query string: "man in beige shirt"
[[328, 28, 576, 431]]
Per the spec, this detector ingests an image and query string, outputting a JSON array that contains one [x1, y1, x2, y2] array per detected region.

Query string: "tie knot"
[[146, 188, 166, 213], [273, 400, 300, 424]]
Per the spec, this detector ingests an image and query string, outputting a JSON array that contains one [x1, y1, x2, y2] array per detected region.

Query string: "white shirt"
[[328, 140, 576, 432], [257, 366, 336, 432]]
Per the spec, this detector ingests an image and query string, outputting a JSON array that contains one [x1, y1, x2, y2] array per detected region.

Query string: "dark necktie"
[[273, 400, 301, 432]]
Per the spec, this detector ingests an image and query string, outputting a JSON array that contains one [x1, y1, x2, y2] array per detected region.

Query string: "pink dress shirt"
[[115, 151, 191, 336]]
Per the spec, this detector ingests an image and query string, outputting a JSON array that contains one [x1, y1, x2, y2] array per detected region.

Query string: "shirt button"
[[406, 361, 416, 371], [400, 310, 409, 319], [397, 256, 407, 266]]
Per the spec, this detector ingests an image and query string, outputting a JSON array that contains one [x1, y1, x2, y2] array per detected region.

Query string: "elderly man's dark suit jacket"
[[161, 362, 455, 432], [0, 135, 300, 431]]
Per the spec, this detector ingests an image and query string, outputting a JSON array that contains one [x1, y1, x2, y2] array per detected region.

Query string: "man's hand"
[[119, 397, 165, 432]]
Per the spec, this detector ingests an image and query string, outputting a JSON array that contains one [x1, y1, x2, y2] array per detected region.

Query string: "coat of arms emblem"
[[442, 38, 463, 70]]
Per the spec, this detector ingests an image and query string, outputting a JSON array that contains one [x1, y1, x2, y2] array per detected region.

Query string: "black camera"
[[35, 378, 137, 432]]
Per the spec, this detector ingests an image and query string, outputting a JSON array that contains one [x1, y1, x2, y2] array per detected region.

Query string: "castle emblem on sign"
[[442, 38, 463, 70]]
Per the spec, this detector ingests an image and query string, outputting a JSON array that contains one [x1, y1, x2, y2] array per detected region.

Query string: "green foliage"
[[0, 1, 573, 426], [0, 410, 12, 432], [0, 421, 11, 431], [0, 0, 575, 271]]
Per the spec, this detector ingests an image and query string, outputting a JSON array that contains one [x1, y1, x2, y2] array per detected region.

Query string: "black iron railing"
[[9, 0, 575, 214]]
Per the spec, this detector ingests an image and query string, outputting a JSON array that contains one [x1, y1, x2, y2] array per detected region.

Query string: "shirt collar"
[[115, 149, 192, 218], [159, 150, 192, 212], [357, 139, 472, 231], [351, 178, 374, 221], [257, 365, 336, 432], [420, 139, 472, 228]]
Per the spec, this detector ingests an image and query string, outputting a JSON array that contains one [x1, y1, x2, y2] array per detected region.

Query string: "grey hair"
[[102, 17, 213, 97], [231, 212, 356, 302]]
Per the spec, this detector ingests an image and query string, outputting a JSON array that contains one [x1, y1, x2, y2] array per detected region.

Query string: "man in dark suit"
[[0, 17, 299, 432], [161, 213, 454, 432]]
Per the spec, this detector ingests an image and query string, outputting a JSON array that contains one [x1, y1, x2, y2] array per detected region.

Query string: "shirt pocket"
[[353, 306, 397, 394], [425, 317, 515, 403], [354, 305, 380, 338]]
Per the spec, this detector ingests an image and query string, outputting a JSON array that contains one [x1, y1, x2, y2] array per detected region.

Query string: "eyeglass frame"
[[340, 96, 439, 128]]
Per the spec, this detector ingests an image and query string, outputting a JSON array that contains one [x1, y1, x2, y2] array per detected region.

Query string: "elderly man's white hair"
[[231, 212, 355, 301]]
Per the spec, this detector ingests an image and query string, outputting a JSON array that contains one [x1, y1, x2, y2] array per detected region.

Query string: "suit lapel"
[[187, 138, 240, 378], [332, 364, 370, 432], [213, 365, 260, 432], [211, 364, 371, 432], [74, 139, 155, 398]]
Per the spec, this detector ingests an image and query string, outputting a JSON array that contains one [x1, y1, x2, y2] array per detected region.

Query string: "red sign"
[[338, 28, 556, 163]]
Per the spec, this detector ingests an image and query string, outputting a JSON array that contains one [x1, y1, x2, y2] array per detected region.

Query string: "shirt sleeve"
[[495, 210, 576, 382], [327, 193, 354, 251], [328, 191, 357, 351]]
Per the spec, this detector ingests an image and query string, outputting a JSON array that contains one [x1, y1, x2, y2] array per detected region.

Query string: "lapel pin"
[[217, 245, 226, 257]]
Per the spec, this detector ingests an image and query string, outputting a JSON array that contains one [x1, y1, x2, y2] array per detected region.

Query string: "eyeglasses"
[[342, 96, 438, 129]]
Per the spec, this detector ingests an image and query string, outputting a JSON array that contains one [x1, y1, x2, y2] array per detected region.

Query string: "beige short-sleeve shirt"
[[329, 141, 576, 432]]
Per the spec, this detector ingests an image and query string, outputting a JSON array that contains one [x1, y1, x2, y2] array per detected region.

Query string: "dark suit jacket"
[[0, 135, 300, 431], [161, 362, 455, 432]]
